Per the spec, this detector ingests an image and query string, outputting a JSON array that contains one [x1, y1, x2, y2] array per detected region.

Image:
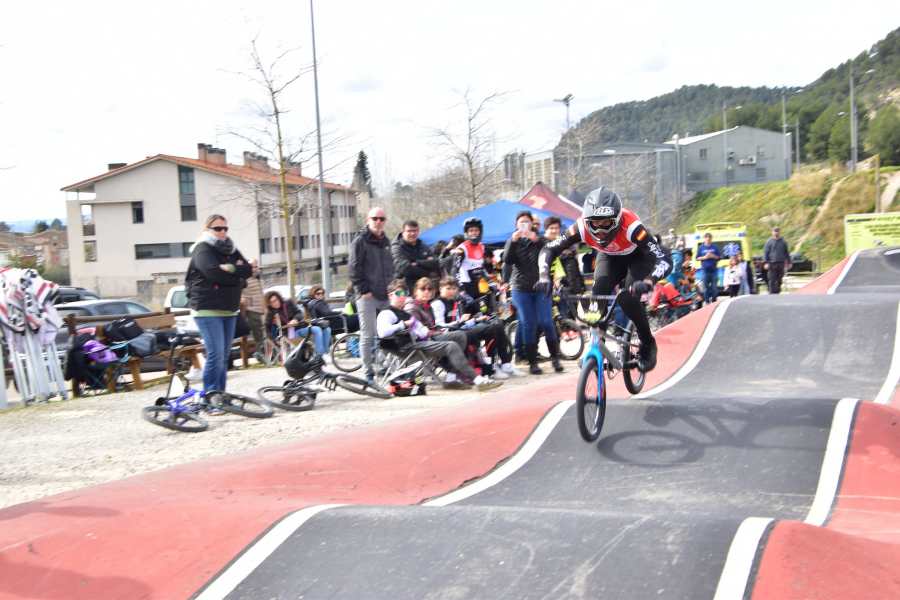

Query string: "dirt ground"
[[0, 362, 562, 509]]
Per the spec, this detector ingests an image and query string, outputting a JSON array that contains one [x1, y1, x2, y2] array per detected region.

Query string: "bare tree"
[[431, 89, 506, 210]]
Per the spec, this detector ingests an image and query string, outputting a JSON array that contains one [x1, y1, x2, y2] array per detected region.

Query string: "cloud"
[[341, 77, 382, 94], [640, 54, 669, 73]]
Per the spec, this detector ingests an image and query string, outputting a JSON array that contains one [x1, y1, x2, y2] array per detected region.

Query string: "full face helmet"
[[284, 341, 323, 381], [582, 187, 623, 246], [463, 217, 483, 244]]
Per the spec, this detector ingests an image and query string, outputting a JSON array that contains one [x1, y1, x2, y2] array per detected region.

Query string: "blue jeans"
[[295, 325, 331, 356], [702, 268, 719, 303], [195, 315, 237, 394], [511, 289, 558, 346]]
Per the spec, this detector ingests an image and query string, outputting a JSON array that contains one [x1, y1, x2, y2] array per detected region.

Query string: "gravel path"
[[0, 364, 561, 509]]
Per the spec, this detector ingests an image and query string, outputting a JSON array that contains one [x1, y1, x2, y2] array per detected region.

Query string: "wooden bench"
[[64, 309, 254, 395]]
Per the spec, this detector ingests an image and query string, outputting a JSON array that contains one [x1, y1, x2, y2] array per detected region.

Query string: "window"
[[83, 240, 97, 262], [81, 205, 95, 236], [699, 148, 708, 160], [178, 166, 196, 221], [134, 242, 191, 260], [259, 238, 270, 254], [756, 167, 767, 180], [132, 201, 144, 224], [123, 302, 150, 315], [757, 146, 766, 158], [169, 289, 189, 309]]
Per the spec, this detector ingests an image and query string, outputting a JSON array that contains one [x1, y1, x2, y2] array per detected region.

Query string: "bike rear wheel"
[[257, 385, 317, 412], [621, 322, 646, 395], [575, 356, 606, 442], [142, 405, 208, 433], [331, 333, 362, 373], [557, 318, 585, 360], [206, 391, 275, 418], [334, 374, 393, 399]]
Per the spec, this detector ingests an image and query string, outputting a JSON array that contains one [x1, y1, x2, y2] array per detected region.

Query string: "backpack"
[[128, 332, 158, 357], [104, 317, 144, 342]]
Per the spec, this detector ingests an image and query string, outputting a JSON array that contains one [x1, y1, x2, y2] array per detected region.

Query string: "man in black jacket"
[[763, 227, 791, 294], [349, 207, 394, 382], [392, 220, 440, 292]]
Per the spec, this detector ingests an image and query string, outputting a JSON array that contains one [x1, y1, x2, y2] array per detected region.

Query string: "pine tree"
[[353, 150, 374, 196]]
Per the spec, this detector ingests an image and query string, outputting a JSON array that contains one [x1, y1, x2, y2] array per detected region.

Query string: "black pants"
[[767, 262, 785, 294], [592, 251, 670, 346], [464, 320, 512, 364]]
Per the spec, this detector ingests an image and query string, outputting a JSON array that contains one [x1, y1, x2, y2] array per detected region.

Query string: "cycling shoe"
[[638, 338, 657, 372]]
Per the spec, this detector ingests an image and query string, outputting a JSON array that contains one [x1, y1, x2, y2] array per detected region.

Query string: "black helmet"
[[582, 187, 623, 246], [463, 218, 483, 244], [284, 341, 323, 381]]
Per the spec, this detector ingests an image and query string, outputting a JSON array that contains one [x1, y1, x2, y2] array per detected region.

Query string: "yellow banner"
[[844, 212, 900, 255]]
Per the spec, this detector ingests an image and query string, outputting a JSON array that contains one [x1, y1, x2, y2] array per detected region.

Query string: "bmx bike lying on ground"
[[257, 318, 393, 411], [141, 334, 274, 433], [571, 294, 647, 443]]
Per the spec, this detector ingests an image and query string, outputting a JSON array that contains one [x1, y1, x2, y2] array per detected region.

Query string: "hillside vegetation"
[[674, 168, 896, 270]]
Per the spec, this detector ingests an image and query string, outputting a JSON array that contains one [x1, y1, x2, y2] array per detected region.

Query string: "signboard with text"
[[844, 212, 900, 255]]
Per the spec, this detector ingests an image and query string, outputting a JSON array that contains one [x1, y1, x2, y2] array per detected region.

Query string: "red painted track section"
[[0, 305, 713, 599], [794, 255, 851, 295], [751, 402, 900, 599]]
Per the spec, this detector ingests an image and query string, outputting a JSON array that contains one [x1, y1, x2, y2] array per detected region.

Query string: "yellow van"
[[691, 222, 751, 288]]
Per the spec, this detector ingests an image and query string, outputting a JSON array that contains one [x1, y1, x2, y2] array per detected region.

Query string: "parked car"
[[163, 285, 198, 336], [54, 299, 169, 372], [789, 253, 814, 272], [53, 286, 99, 304]]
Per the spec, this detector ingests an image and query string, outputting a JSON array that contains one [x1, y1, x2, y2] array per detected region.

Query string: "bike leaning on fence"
[[571, 293, 647, 442], [141, 334, 273, 432]]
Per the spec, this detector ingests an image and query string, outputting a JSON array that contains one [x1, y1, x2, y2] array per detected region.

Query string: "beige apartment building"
[[63, 144, 359, 301]]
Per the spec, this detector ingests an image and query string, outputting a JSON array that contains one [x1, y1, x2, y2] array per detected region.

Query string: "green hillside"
[[674, 169, 895, 270], [559, 27, 900, 165]]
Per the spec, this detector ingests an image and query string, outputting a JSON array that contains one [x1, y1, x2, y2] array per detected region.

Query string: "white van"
[[163, 285, 198, 335]]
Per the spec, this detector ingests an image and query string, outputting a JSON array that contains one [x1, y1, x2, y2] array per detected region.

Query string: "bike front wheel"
[[257, 385, 317, 412], [334, 374, 393, 399], [331, 333, 362, 373], [206, 391, 275, 418], [142, 405, 209, 433], [575, 356, 606, 442], [621, 322, 646, 395]]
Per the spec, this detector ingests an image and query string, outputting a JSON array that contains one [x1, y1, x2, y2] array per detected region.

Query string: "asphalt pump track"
[[1, 248, 899, 599]]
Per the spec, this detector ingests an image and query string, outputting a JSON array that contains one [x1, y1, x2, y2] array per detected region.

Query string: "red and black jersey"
[[576, 209, 646, 255]]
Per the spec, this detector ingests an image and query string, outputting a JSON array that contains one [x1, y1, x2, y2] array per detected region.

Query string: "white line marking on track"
[[875, 302, 900, 405], [424, 399, 574, 506], [805, 398, 858, 526], [193, 504, 344, 600], [194, 401, 574, 598], [826, 250, 860, 294], [635, 298, 738, 399], [885, 248, 900, 256], [712, 517, 773, 600]]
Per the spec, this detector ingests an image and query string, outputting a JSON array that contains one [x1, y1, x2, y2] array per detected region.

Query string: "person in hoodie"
[[349, 206, 394, 383], [392, 220, 440, 292], [184, 214, 255, 395]]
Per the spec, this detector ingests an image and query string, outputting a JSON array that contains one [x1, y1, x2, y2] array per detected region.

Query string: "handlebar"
[[561, 293, 619, 327]]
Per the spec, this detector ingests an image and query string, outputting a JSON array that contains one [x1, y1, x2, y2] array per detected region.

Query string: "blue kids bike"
[[142, 334, 274, 433], [572, 294, 647, 442]]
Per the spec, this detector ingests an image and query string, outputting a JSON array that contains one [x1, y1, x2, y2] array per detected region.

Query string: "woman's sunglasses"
[[210, 226, 229, 232], [391, 289, 407, 297], [370, 216, 386, 222]]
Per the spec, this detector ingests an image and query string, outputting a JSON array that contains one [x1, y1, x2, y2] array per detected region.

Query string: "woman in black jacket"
[[185, 214, 254, 394], [306, 285, 359, 334], [501, 211, 562, 375]]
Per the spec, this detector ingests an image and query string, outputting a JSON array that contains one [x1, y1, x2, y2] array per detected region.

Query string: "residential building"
[[62, 143, 358, 302], [0, 229, 68, 270], [524, 150, 556, 191]]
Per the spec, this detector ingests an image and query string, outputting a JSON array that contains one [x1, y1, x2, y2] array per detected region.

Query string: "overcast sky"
[[0, 1, 896, 222]]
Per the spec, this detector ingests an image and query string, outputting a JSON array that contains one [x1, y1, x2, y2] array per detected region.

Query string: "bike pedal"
[[154, 397, 168, 407]]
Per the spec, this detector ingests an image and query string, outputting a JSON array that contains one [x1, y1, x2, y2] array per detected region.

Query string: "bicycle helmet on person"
[[284, 341, 323, 380], [463, 217, 483, 244], [582, 187, 623, 247]]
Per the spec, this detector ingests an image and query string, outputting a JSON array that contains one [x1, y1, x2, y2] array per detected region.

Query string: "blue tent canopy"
[[419, 200, 574, 246]]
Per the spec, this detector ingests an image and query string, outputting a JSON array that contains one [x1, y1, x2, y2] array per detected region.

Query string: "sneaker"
[[473, 375, 503, 392], [492, 369, 510, 380], [322, 354, 333, 366], [529, 362, 543, 375], [365, 371, 376, 386], [444, 372, 458, 383], [185, 366, 203, 382], [500, 363, 523, 377], [638, 339, 657, 372], [551, 357, 564, 373]]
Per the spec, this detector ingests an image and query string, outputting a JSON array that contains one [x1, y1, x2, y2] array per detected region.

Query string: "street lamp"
[[554, 94, 574, 193], [782, 88, 804, 177], [310, 0, 331, 292], [849, 57, 877, 173]]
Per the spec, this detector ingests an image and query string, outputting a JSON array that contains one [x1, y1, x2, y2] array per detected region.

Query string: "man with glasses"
[[538, 187, 670, 372], [349, 207, 394, 383]]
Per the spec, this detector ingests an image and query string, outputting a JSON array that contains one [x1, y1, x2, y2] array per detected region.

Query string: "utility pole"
[[722, 102, 729, 187], [554, 93, 574, 194], [849, 63, 858, 173], [310, 0, 331, 292], [781, 92, 790, 178], [794, 118, 801, 173]]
